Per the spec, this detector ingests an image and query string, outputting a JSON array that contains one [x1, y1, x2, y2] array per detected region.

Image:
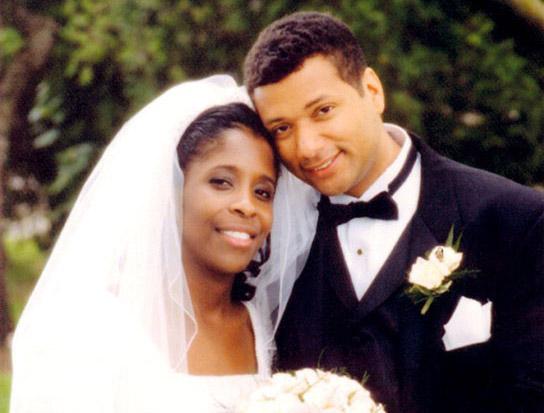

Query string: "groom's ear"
[[361, 67, 386, 115]]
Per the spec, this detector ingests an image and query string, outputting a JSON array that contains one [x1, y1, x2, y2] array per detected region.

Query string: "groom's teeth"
[[223, 231, 251, 240], [314, 158, 334, 171]]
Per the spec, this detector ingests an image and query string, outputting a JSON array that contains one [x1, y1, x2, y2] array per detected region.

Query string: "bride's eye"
[[209, 177, 232, 189], [254, 185, 275, 201]]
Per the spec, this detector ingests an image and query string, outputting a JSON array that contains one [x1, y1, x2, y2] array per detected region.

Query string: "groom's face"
[[253, 54, 388, 197]]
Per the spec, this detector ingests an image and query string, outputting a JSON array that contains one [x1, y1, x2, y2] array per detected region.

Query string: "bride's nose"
[[229, 190, 257, 217]]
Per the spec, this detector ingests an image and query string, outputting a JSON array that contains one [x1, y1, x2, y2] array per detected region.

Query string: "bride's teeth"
[[223, 231, 250, 240]]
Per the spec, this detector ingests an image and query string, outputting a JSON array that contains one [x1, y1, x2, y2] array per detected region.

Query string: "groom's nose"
[[295, 124, 324, 162]]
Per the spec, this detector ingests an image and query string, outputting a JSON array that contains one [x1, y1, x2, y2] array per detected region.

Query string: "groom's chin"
[[283, 164, 352, 196], [304, 178, 349, 197]]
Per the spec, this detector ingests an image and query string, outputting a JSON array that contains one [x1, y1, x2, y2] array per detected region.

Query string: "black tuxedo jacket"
[[275, 135, 544, 413]]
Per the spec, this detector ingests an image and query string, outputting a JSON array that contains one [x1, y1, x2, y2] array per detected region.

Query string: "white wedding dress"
[[10, 76, 317, 413]]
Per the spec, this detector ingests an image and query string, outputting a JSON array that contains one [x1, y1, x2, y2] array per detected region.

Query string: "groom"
[[244, 11, 544, 413]]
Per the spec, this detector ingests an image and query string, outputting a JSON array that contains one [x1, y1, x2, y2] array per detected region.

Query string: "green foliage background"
[[18, 0, 543, 231], [1, 1, 543, 410]]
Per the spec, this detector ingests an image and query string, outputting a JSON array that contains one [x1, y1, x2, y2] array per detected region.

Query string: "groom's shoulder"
[[418, 138, 544, 221]]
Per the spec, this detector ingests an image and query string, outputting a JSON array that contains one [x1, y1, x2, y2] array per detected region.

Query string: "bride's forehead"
[[181, 129, 277, 185]]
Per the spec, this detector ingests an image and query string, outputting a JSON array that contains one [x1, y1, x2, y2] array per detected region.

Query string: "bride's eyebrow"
[[209, 165, 276, 184], [260, 175, 277, 186], [209, 164, 237, 173]]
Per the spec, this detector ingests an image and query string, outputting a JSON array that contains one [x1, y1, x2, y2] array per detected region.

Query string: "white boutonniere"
[[406, 227, 477, 315]]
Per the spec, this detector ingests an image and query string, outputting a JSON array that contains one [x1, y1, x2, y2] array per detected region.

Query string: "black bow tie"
[[318, 142, 418, 227], [318, 191, 398, 226]]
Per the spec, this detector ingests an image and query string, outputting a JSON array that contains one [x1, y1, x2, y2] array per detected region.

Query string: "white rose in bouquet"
[[236, 369, 385, 413]]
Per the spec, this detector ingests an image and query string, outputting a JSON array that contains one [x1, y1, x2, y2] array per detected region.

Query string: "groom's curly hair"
[[244, 11, 367, 95]]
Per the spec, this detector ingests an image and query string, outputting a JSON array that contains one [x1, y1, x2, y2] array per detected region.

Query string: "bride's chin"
[[213, 250, 259, 276]]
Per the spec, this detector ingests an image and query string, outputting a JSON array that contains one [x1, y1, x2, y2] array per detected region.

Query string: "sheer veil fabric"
[[10, 75, 318, 412]]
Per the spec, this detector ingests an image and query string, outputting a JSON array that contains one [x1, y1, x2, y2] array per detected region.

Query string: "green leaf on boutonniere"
[[445, 225, 463, 250], [445, 225, 455, 247]]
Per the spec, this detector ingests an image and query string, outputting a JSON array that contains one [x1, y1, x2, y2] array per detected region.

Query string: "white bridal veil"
[[10, 75, 318, 412]]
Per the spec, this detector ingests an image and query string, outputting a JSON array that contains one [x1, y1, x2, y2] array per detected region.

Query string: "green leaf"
[[34, 130, 61, 149], [453, 232, 463, 251], [421, 297, 434, 315], [0, 27, 25, 59], [78, 66, 94, 86], [49, 144, 95, 196], [445, 225, 455, 247]]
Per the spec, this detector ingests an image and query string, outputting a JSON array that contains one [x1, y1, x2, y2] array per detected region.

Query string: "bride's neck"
[[182, 256, 256, 376], [184, 267, 237, 320]]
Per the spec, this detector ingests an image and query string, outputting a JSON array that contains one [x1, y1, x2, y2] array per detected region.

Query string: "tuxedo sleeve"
[[496, 210, 544, 411]]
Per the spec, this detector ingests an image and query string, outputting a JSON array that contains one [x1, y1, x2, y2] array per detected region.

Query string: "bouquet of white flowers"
[[236, 368, 386, 413]]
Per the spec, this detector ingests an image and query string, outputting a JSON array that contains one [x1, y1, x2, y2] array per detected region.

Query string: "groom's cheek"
[[276, 141, 301, 177]]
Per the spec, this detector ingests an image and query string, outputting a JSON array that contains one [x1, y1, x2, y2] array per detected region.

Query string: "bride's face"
[[182, 126, 277, 278]]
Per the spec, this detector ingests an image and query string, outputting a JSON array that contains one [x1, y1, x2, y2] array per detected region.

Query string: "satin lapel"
[[355, 215, 438, 318], [411, 133, 463, 239], [354, 133, 462, 319], [319, 219, 359, 309]]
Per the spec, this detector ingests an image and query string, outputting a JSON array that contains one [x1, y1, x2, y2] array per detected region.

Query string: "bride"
[[9, 76, 318, 412]]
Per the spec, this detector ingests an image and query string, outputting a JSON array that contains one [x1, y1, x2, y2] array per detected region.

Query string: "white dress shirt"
[[329, 123, 421, 300]]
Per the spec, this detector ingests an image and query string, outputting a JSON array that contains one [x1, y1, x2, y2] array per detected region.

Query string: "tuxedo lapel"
[[318, 217, 359, 309], [355, 215, 438, 318], [411, 134, 463, 239], [355, 134, 462, 318]]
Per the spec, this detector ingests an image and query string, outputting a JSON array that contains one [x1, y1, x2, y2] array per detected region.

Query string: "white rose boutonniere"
[[406, 227, 477, 315]]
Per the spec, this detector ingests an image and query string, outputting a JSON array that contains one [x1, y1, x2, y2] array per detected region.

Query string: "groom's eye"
[[315, 105, 334, 117], [272, 125, 290, 138]]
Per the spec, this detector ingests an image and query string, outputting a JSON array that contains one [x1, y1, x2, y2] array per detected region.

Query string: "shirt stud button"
[[357, 248, 363, 255]]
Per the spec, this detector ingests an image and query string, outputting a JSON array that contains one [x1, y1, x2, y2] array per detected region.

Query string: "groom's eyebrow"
[[265, 95, 329, 125], [304, 95, 327, 110], [265, 117, 284, 126]]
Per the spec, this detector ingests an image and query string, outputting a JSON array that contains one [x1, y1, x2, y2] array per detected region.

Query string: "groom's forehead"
[[252, 56, 351, 116]]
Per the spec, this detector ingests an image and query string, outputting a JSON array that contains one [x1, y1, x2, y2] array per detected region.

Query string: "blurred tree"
[[338, 0, 544, 184], [32, 0, 541, 230], [0, 0, 58, 344]]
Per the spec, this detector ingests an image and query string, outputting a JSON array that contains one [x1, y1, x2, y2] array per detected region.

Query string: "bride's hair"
[[176, 102, 278, 302], [177, 102, 278, 170]]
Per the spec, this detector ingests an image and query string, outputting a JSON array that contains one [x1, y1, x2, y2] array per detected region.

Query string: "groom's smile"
[[302, 150, 342, 178], [252, 54, 398, 197]]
